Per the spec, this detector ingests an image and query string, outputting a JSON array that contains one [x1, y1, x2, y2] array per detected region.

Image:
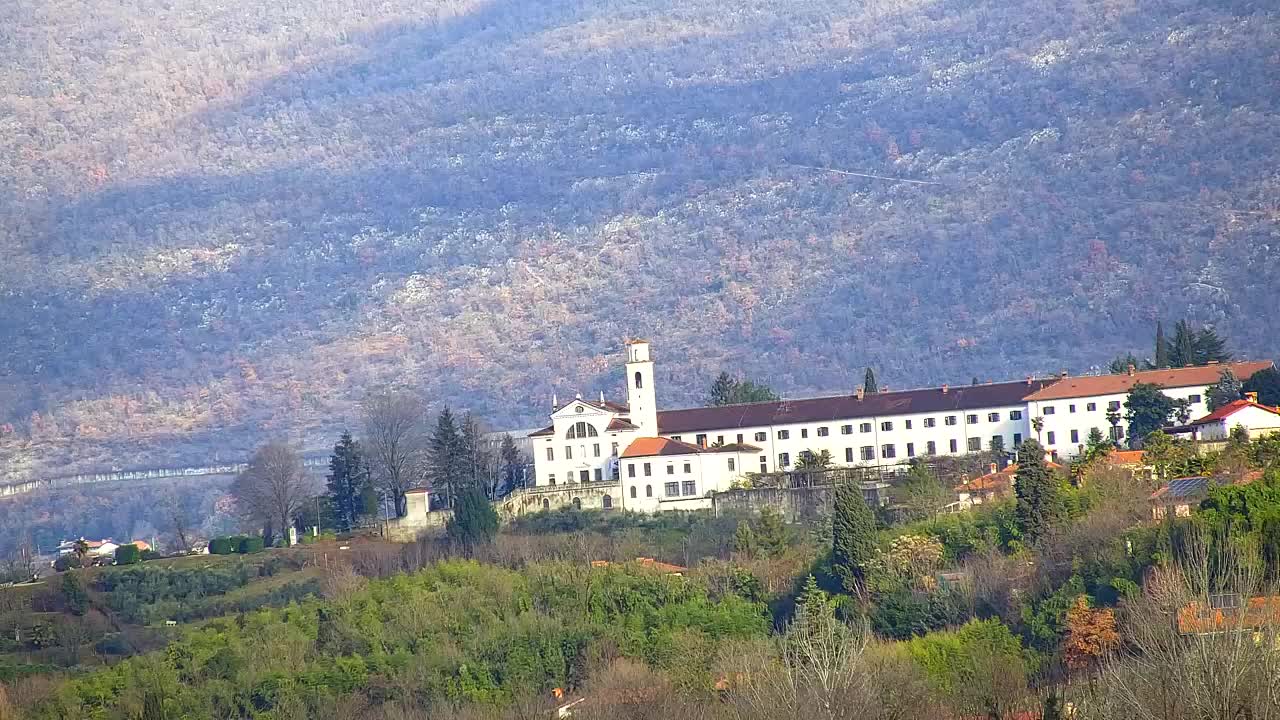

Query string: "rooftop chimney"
[[942, 384, 949, 394], [1060, 369, 1069, 379], [856, 386, 865, 401], [552, 393, 558, 409], [1127, 364, 1135, 377], [1207, 360, 1220, 365], [880, 386, 889, 394], [599, 390, 605, 403], [1026, 375, 1033, 385], [1246, 391, 1259, 403], [989, 463, 997, 475]]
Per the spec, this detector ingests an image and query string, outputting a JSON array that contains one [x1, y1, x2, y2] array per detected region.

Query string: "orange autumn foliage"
[[1063, 595, 1120, 673]]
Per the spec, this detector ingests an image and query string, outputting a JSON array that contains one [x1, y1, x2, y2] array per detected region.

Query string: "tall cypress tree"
[[325, 431, 366, 533], [832, 480, 877, 594], [1154, 320, 1169, 369], [863, 367, 879, 394], [446, 483, 499, 551], [499, 433, 524, 494], [459, 412, 485, 495], [1014, 439, 1060, 545], [1170, 320, 1197, 368]]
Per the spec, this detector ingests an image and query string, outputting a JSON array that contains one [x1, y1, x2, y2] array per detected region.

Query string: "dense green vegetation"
[[2, 0, 1278, 484]]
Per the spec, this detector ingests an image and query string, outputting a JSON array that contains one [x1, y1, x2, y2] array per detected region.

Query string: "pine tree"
[[1205, 368, 1242, 412], [708, 372, 739, 406], [1013, 439, 1060, 545], [325, 431, 366, 533], [428, 408, 465, 509], [1193, 327, 1231, 365], [708, 373, 779, 405], [831, 480, 876, 593], [1154, 320, 1169, 369], [446, 483, 499, 550], [755, 506, 788, 558], [1084, 427, 1111, 461], [732, 521, 758, 558], [863, 367, 878, 394]]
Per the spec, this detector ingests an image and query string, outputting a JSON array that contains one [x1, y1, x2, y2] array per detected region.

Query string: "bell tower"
[[625, 340, 658, 436]]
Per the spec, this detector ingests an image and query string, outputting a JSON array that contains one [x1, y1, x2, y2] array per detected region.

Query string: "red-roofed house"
[[952, 460, 1064, 510], [618, 436, 761, 512], [1187, 393, 1280, 442]]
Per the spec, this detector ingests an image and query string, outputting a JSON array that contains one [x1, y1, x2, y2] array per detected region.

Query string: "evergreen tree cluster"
[[706, 372, 781, 406], [1110, 318, 1231, 373]]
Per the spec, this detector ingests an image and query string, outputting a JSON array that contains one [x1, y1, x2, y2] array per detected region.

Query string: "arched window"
[[634, 371, 644, 389], [572, 497, 582, 510], [602, 495, 613, 509], [542, 499, 550, 511], [629, 486, 637, 498], [566, 421, 598, 439], [645, 485, 653, 498]]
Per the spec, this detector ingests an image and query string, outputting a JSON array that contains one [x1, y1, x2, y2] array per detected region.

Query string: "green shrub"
[[238, 536, 265, 554], [209, 537, 236, 555], [115, 544, 142, 565]]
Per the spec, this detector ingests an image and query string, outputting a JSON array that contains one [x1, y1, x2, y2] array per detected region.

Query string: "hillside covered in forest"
[[1, 0, 1278, 479]]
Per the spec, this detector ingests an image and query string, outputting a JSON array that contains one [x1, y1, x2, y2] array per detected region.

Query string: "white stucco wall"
[[661, 402, 1032, 472], [1029, 384, 1212, 458], [1196, 405, 1280, 441]]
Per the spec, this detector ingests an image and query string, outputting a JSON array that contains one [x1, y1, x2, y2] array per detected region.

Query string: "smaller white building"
[[618, 438, 760, 513], [1023, 361, 1274, 458], [1188, 393, 1280, 442]]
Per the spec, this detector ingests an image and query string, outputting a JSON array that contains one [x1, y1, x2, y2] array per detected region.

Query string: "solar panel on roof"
[[1165, 477, 1209, 499]]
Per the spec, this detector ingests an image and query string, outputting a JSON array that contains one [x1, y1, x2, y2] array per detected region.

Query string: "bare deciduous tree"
[[231, 442, 310, 546], [1082, 528, 1280, 720], [163, 491, 195, 554], [363, 392, 427, 517]]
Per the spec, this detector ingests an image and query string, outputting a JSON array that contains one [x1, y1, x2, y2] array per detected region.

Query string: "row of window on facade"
[[1038, 397, 1198, 416], [670, 411, 1026, 447], [1045, 425, 1127, 446], [547, 441, 620, 462], [774, 432, 1023, 467]]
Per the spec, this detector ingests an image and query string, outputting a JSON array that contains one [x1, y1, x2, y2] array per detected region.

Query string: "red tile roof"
[[1192, 398, 1280, 425], [955, 461, 1064, 494], [656, 379, 1057, 434], [1106, 449, 1146, 465], [620, 437, 705, 458], [1023, 361, 1273, 401]]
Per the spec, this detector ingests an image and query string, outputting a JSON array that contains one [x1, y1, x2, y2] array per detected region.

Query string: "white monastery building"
[[527, 341, 1274, 514], [1024, 361, 1272, 454]]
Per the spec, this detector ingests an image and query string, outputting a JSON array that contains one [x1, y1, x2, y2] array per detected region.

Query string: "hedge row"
[[209, 536, 265, 555]]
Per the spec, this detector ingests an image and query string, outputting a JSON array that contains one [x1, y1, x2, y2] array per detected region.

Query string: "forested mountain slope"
[[1, 0, 1277, 479]]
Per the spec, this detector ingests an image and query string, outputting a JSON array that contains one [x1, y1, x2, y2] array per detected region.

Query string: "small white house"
[[1189, 393, 1280, 442]]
